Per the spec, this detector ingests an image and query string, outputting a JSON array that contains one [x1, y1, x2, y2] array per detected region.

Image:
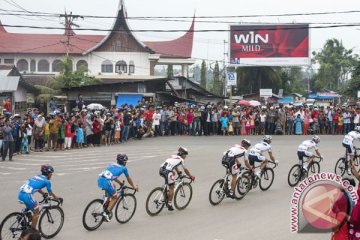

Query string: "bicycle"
[[237, 160, 279, 197], [208, 164, 246, 205], [145, 173, 193, 216], [82, 185, 137, 231], [335, 148, 360, 176], [288, 156, 322, 187], [0, 196, 64, 240]]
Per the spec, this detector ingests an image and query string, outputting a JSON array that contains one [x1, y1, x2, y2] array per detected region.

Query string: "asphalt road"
[[0, 135, 346, 240]]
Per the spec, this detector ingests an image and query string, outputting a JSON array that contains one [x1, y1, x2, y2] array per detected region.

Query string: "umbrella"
[[249, 100, 261, 106], [237, 100, 250, 106], [87, 103, 105, 110]]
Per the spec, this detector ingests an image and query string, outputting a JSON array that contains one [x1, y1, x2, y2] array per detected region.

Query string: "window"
[[138, 83, 146, 93], [38, 59, 50, 72], [76, 60, 88, 71], [101, 60, 113, 73], [129, 61, 135, 74], [16, 59, 29, 72], [52, 59, 63, 72], [4, 59, 14, 64], [115, 60, 127, 73], [30, 60, 36, 72]]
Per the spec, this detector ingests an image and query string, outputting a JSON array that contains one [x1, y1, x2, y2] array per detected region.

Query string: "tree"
[[312, 39, 358, 91], [342, 60, 360, 98], [52, 56, 99, 89], [200, 60, 207, 89], [167, 64, 173, 78], [212, 61, 221, 95]]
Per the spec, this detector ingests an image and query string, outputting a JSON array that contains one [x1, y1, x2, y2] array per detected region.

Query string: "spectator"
[[48, 114, 59, 151], [3, 97, 11, 114], [33, 115, 45, 152], [294, 114, 303, 135], [57, 118, 65, 151], [49, 97, 57, 113], [76, 94, 85, 111], [64, 118, 73, 150], [152, 109, 161, 137], [220, 113, 228, 136], [1, 118, 14, 161], [76, 122, 84, 148], [92, 115, 101, 146]]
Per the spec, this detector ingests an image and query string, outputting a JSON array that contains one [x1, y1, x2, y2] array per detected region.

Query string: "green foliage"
[[312, 39, 358, 91], [52, 56, 100, 89], [200, 60, 207, 89], [342, 60, 360, 98], [167, 65, 173, 78], [212, 61, 223, 96]]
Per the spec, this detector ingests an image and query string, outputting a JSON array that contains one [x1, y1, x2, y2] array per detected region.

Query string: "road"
[[0, 135, 345, 240]]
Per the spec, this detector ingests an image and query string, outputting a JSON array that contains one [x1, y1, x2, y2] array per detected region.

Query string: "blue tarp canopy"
[[116, 94, 143, 108]]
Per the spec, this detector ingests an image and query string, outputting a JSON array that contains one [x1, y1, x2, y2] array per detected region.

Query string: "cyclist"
[[248, 135, 276, 177], [297, 135, 322, 171], [159, 147, 195, 211], [98, 154, 138, 222], [342, 126, 360, 175], [18, 165, 62, 229], [222, 139, 251, 198]]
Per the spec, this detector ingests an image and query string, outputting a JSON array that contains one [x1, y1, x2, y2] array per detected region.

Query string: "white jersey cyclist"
[[343, 127, 360, 155], [160, 155, 185, 184], [297, 136, 321, 170], [248, 141, 272, 162], [222, 139, 251, 175]]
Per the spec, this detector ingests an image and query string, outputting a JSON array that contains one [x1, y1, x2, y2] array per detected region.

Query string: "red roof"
[[144, 18, 194, 58], [0, 16, 194, 58]]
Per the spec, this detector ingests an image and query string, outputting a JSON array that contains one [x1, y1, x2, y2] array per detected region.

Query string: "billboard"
[[229, 24, 310, 67]]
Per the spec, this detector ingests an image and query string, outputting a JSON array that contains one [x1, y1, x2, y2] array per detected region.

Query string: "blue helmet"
[[41, 165, 54, 175], [116, 154, 128, 165]]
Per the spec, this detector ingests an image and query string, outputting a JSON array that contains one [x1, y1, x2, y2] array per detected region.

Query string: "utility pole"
[[223, 40, 230, 103], [60, 12, 82, 56]]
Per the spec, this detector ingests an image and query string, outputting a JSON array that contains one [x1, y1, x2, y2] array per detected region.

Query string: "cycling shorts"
[[343, 143, 354, 156], [221, 156, 237, 175], [297, 151, 313, 161], [18, 191, 38, 212], [248, 154, 265, 167], [159, 167, 175, 185], [98, 177, 116, 197]]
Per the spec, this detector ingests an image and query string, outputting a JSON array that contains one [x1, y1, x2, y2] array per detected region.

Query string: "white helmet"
[[355, 126, 360, 133], [263, 135, 272, 143], [312, 135, 320, 143]]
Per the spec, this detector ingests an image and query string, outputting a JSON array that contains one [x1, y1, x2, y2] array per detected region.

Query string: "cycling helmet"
[[312, 135, 320, 143], [241, 139, 251, 148], [116, 154, 128, 165], [355, 126, 360, 133], [263, 135, 272, 143], [177, 147, 189, 156], [41, 165, 54, 175]]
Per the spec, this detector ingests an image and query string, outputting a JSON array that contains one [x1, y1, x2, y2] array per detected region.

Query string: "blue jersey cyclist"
[[18, 165, 62, 230], [98, 153, 138, 222]]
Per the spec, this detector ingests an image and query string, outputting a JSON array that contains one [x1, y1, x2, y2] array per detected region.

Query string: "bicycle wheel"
[[82, 199, 104, 231], [38, 206, 64, 239], [237, 172, 252, 196], [334, 158, 346, 176], [234, 176, 245, 200], [287, 165, 302, 187], [174, 183, 193, 210], [308, 162, 320, 175], [0, 212, 26, 240], [145, 187, 166, 216], [209, 179, 226, 206], [259, 168, 275, 191], [115, 194, 137, 224]]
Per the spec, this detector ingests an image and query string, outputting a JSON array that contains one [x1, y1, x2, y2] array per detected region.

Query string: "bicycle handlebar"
[[117, 185, 137, 195], [39, 196, 63, 206]]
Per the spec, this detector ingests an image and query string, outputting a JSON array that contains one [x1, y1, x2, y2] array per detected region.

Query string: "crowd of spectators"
[[1, 96, 359, 161]]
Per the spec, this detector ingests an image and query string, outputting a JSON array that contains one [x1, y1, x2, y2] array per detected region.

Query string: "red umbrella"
[[237, 100, 250, 106]]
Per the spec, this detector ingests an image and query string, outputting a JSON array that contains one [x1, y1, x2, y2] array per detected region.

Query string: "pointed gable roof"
[[144, 17, 195, 58], [84, 0, 150, 54], [0, 20, 7, 34]]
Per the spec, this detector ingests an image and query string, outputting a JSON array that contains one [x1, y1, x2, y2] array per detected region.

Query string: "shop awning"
[[116, 94, 143, 108], [0, 76, 20, 92]]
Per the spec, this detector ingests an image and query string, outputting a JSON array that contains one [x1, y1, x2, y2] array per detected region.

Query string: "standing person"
[[186, 109, 194, 136], [48, 114, 59, 151], [232, 108, 241, 135], [76, 122, 84, 148], [0, 116, 4, 155], [104, 114, 113, 146], [25, 119, 33, 152], [33, 115, 45, 152], [338, 114, 344, 135], [121, 110, 131, 142], [12, 115, 21, 155], [303, 109, 310, 135], [343, 109, 352, 135], [114, 117, 121, 143], [64, 118, 73, 150], [3, 97, 11, 114], [220, 113, 229, 136], [1, 118, 14, 161], [76, 94, 85, 111], [326, 106, 334, 135], [294, 114, 303, 135], [259, 110, 266, 135], [92, 116, 101, 146], [43, 118, 50, 151], [85, 114, 94, 147], [57, 119, 65, 151], [49, 97, 57, 113], [333, 110, 340, 135], [152, 109, 161, 137], [192, 108, 201, 136], [241, 115, 247, 135]]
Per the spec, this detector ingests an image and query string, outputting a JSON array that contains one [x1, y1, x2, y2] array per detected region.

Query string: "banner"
[[229, 24, 310, 66]]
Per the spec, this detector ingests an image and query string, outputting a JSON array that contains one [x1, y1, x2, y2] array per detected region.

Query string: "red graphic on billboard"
[[230, 24, 309, 66]]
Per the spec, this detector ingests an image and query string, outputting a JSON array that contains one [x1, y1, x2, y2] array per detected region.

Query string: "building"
[[0, 0, 195, 79], [0, 65, 38, 113]]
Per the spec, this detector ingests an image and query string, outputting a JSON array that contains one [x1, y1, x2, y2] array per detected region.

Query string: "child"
[[20, 125, 29, 154], [76, 122, 84, 148], [228, 121, 234, 136], [338, 115, 344, 135], [57, 119, 65, 151], [44, 118, 50, 151], [114, 118, 121, 143], [241, 116, 247, 135], [220, 114, 229, 136]]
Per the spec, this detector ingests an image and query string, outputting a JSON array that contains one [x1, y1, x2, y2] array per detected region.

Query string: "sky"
[[1, 0, 360, 65]]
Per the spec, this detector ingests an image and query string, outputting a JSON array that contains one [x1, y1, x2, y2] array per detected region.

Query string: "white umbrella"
[[249, 100, 261, 106], [87, 103, 105, 110]]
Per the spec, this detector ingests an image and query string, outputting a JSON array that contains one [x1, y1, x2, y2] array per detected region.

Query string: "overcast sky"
[[1, 0, 360, 65]]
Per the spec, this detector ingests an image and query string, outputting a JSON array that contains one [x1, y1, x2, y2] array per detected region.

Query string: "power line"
[[1, 23, 360, 32]]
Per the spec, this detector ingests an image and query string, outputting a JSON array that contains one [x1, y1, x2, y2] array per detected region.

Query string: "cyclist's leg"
[[230, 161, 237, 194], [98, 177, 117, 212], [166, 171, 175, 210], [18, 191, 39, 229], [303, 151, 315, 169]]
